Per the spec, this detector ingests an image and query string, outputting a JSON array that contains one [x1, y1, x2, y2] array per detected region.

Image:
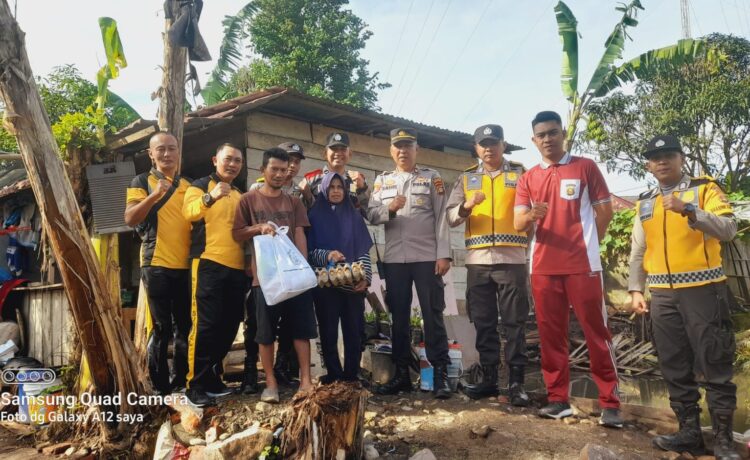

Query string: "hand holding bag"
[[253, 221, 316, 305]]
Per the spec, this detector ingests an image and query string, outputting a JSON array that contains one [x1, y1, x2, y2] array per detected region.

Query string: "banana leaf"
[[554, 1, 579, 102], [202, 2, 258, 105], [583, 0, 644, 97], [96, 17, 127, 110], [593, 38, 713, 97]]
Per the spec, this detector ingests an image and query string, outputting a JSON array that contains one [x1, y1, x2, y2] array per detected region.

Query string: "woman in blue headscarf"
[[307, 172, 373, 384]]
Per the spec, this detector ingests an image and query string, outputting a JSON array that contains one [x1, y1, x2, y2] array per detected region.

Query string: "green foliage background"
[[0, 64, 138, 155], [224, 0, 389, 109], [584, 34, 750, 193]]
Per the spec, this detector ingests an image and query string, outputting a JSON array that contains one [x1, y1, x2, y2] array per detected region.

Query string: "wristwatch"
[[681, 203, 696, 217], [202, 193, 215, 207]]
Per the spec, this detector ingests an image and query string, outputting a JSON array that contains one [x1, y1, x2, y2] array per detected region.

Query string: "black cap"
[[474, 124, 504, 143], [325, 132, 350, 148], [277, 142, 305, 159], [643, 135, 684, 158], [390, 128, 417, 144]]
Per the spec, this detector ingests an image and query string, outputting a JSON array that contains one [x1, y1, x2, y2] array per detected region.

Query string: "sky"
[[12, 0, 750, 196]]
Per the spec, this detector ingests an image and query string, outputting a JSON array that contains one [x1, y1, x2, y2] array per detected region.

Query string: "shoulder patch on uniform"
[[688, 177, 712, 188], [255, 176, 265, 183], [433, 176, 445, 195], [638, 188, 658, 200], [191, 176, 212, 192], [507, 160, 526, 171], [130, 172, 150, 190], [464, 164, 479, 173], [304, 169, 323, 181]]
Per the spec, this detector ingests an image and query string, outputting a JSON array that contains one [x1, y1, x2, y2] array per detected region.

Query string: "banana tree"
[[555, 0, 709, 151], [201, 2, 258, 105]]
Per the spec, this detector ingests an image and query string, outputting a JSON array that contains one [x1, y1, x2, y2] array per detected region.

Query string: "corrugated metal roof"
[[108, 87, 525, 153]]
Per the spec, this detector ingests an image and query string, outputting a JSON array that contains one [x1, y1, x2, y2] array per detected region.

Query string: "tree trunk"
[[281, 382, 368, 460], [0, 0, 143, 438]]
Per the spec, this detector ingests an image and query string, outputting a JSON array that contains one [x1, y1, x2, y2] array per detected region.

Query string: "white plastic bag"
[[254, 221, 317, 305]]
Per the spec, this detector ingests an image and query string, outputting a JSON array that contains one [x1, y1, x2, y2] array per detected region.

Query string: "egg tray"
[[315, 261, 366, 288]]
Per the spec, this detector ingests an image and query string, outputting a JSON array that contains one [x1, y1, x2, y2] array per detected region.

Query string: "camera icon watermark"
[[1, 368, 56, 385]]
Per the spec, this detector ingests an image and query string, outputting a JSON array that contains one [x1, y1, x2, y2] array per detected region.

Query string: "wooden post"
[[158, 0, 187, 145], [0, 0, 143, 438]]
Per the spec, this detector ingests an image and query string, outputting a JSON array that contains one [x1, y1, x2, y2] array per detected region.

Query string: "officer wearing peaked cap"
[[629, 135, 740, 459], [367, 127, 453, 399], [446, 124, 531, 405], [301, 132, 370, 210]]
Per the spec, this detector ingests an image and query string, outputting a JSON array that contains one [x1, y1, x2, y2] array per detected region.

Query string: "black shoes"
[[462, 365, 499, 399], [238, 360, 259, 395], [273, 354, 297, 386], [433, 365, 452, 400], [509, 382, 530, 407], [206, 380, 232, 398], [538, 402, 573, 419], [653, 403, 705, 455], [599, 408, 624, 429], [711, 410, 741, 460], [372, 366, 413, 395], [186, 388, 215, 407]]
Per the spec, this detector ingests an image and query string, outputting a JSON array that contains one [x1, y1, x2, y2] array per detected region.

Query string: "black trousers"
[[466, 264, 529, 368], [142, 266, 191, 393], [650, 281, 737, 411], [187, 259, 246, 391], [384, 261, 450, 367], [243, 287, 259, 365], [312, 287, 365, 380]]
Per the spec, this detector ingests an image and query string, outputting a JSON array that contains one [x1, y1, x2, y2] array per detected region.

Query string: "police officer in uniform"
[[367, 128, 453, 399], [245, 141, 307, 390], [301, 132, 370, 210], [182, 143, 247, 407], [629, 135, 740, 459], [124, 132, 192, 395], [446, 124, 530, 405]]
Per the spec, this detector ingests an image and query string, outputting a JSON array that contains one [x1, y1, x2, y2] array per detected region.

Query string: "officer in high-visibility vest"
[[629, 135, 740, 460], [446, 124, 530, 405]]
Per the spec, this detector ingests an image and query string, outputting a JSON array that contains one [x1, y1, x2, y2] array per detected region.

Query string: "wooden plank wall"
[[245, 112, 473, 312], [19, 284, 72, 367]]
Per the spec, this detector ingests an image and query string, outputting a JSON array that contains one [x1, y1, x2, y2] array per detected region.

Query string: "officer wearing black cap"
[[446, 124, 530, 405], [629, 135, 740, 459], [367, 128, 453, 399], [301, 132, 370, 210]]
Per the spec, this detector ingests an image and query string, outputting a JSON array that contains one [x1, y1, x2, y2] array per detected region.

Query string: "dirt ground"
[[216, 383, 675, 460], [1, 382, 739, 459], [358, 391, 666, 460]]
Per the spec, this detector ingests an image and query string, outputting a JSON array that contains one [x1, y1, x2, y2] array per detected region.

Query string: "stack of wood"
[[281, 382, 368, 460], [569, 332, 659, 375]]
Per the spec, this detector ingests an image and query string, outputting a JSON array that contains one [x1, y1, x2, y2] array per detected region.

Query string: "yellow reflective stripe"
[[186, 258, 200, 388]]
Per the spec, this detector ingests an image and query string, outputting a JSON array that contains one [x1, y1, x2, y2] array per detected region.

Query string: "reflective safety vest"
[[463, 163, 528, 249], [638, 176, 733, 289]]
